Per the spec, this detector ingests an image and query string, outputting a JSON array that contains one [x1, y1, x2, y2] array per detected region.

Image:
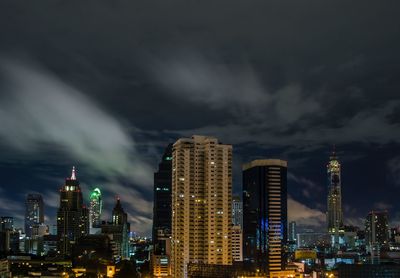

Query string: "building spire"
[[71, 166, 76, 180]]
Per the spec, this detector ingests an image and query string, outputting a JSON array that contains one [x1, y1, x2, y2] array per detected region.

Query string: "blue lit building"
[[242, 159, 288, 274]]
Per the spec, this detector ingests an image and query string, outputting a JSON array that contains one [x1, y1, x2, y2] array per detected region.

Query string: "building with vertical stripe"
[[242, 159, 287, 274]]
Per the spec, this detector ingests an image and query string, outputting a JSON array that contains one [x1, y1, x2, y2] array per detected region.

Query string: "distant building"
[[297, 232, 331, 248], [89, 187, 102, 232], [171, 135, 233, 277], [288, 221, 297, 252], [326, 147, 345, 249], [0, 217, 13, 231], [232, 225, 242, 262], [232, 196, 243, 228], [25, 223, 48, 255], [365, 211, 390, 250], [101, 198, 130, 261], [73, 234, 116, 262], [25, 194, 44, 238], [42, 234, 58, 256], [390, 227, 400, 244], [56, 167, 89, 256], [0, 217, 19, 254], [289, 221, 297, 242], [8, 255, 72, 277], [242, 159, 288, 274]]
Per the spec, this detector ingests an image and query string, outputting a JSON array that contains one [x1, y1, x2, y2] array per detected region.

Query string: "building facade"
[[171, 135, 233, 277], [242, 159, 288, 274], [101, 198, 130, 261], [153, 144, 173, 246], [326, 148, 344, 248], [25, 194, 44, 238], [89, 188, 102, 232], [232, 195, 243, 228], [152, 144, 173, 277], [0, 217, 19, 254], [56, 167, 89, 256], [365, 211, 390, 250], [232, 225, 243, 262]]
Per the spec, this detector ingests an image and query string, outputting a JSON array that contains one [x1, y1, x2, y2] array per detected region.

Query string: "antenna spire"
[[71, 166, 76, 180]]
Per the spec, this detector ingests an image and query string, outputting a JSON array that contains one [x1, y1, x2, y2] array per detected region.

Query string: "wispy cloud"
[[0, 59, 155, 234], [288, 196, 326, 227], [150, 50, 400, 149], [151, 51, 320, 126], [373, 201, 392, 211]]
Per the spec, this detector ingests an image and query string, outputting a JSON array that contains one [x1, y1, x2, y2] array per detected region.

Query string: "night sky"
[[0, 0, 399, 236]]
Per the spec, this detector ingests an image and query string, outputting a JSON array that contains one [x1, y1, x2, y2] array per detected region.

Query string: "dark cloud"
[[0, 0, 400, 234]]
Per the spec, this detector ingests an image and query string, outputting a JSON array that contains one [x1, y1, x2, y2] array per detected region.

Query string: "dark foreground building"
[[152, 144, 173, 246], [242, 159, 288, 274]]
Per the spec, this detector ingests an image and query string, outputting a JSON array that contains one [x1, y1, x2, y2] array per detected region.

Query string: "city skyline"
[[0, 143, 398, 237], [1, 0, 400, 237]]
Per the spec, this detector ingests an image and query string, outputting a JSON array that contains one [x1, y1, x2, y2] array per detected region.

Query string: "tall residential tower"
[[171, 135, 232, 277]]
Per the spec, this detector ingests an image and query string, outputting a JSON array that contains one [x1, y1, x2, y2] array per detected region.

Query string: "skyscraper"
[[152, 144, 173, 277], [153, 144, 173, 247], [101, 198, 130, 260], [171, 135, 232, 277], [326, 147, 344, 248], [242, 159, 288, 274], [25, 194, 44, 238], [56, 167, 89, 256], [89, 188, 102, 231], [232, 195, 243, 228]]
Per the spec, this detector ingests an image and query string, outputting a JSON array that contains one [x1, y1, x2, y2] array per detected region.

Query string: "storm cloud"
[[1, 0, 400, 234]]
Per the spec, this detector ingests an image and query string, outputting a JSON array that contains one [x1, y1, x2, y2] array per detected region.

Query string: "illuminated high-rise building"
[[89, 188, 102, 231], [326, 147, 344, 248], [56, 167, 89, 256], [25, 194, 44, 238], [171, 135, 232, 278], [243, 159, 288, 274]]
